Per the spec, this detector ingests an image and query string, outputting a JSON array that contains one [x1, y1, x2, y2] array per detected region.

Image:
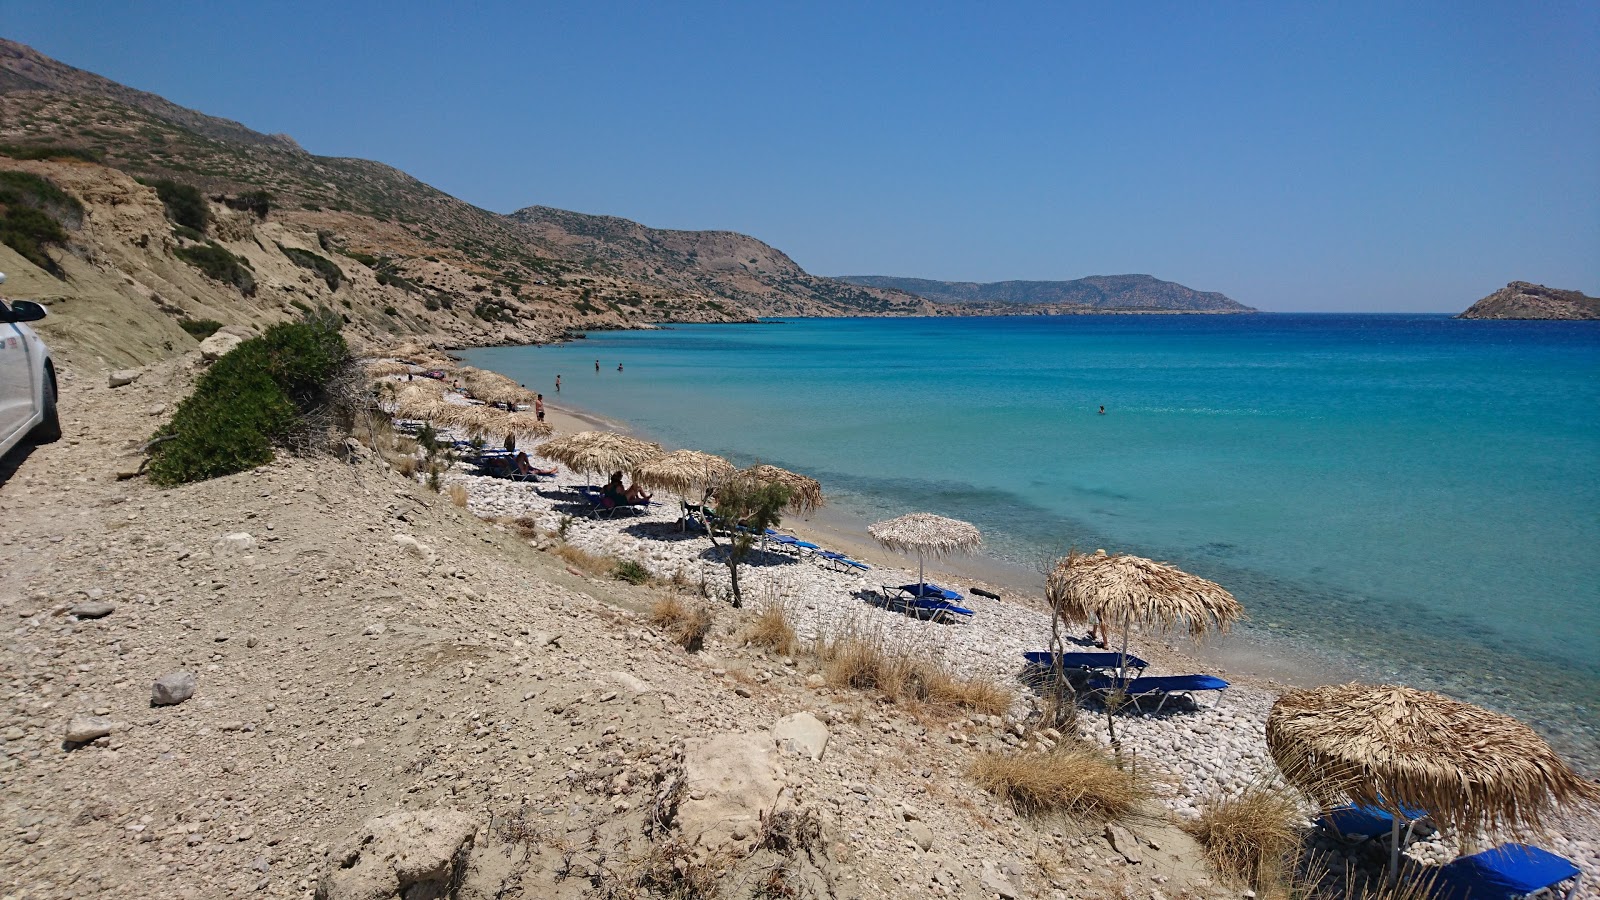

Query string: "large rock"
[[108, 369, 140, 388], [213, 532, 256, 556], [64, 715, 114, 744], [69, 600, 115, 619], [151, 671, 197, 706], [772, 712, 829, 761], [315, 808, 477, 900], [677, 732, 787, 858], [198, 330, 246, 361], [392, 534, 437, 564]]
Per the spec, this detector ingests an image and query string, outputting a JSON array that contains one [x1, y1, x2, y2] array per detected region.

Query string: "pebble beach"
[[427, 392, 1600, 894]]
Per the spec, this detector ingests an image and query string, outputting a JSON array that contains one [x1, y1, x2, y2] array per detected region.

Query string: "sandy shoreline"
[[541, 395, 1357, 695], [387, 379, 1600, 892]]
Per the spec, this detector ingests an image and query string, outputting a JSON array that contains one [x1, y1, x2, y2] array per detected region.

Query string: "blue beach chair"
[[1083, 674, 1229, 712], [1022, 651, 1150, 677], [816, 550, 870, 573], [879, 583, 976, 623], [1318, 802, 1431, 845], [1431, 843, 1582, 900]]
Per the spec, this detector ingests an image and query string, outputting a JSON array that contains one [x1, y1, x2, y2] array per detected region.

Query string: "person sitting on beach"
[[514, 451, 535, 475], [602, 471, 629, 507], [624, 480, 652, 504]]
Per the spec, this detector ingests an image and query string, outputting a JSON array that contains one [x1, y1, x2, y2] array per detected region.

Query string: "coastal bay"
[[463, 314, 1600, 773]]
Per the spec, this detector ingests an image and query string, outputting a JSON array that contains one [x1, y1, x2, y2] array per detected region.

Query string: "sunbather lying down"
[[512, 452, 557, 477]]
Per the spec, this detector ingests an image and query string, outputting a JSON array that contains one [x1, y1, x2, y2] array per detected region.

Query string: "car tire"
[[31, 369, 61, 444]]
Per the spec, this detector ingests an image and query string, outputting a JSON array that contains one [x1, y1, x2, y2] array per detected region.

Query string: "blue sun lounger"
[[880, 583, 975, 623], [1083, 674, 1229, 711], [815, 550, 870, 573], [1432, 843, 1582, 900], [1022, 651, 1150, 676], [1318, 802, 1430, 845]]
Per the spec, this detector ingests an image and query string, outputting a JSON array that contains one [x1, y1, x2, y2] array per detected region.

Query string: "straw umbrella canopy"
[[362, 359, 414, 379], [496, 410, 553, 439], [1045, 549, 1243, 639], [637, 449, 736, 497], [1267, 682, 1600, 883], [537, 431, 662, 483], [868, 512, 981, 586], [738, 464, 825, 516]]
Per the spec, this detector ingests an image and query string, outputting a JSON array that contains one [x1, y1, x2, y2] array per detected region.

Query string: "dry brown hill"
[[0, 37, 929, 372]]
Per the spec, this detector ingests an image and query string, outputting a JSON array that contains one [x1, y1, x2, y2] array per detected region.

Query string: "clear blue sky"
[[5, 1, 1597, 311]]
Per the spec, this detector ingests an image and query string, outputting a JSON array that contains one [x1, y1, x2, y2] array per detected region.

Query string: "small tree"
[[705, 479, 792, 608]]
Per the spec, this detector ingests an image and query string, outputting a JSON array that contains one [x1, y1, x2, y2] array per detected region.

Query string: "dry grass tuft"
[[743, 602, 798, 656], [1186, 785, 1303, 889], [649, 595, 714, 652], [389, 454, 418, 478], [554, 544, 612, 575], [816, 627, 1013, 716], [447, 483, 469, 508], [969, 744, 1147, 820]]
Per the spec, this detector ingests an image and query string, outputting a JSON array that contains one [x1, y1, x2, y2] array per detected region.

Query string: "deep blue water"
[[463, 314, 1600, 766]]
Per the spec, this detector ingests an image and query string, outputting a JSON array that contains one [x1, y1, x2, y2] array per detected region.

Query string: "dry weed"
[[1186, 785, 1303, 890], [744, 602, 798, 656], [447, 483, 469, 507], [389, 454, 418, 477], [816, 627, 1013, 716], [649, 595, 714, 652], [969, 744, 1147, 820], [555, 543, 612, 575]]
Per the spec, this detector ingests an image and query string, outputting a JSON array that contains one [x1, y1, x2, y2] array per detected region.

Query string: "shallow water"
[[462, 314, 1600, 769]]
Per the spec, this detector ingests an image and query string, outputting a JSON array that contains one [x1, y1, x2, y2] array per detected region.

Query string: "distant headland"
[[834, 273, 1256, 314], [1458, 281, 1600, 320]]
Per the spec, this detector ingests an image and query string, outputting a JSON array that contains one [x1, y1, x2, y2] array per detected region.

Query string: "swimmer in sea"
[[1098, 405, 1106, 415]]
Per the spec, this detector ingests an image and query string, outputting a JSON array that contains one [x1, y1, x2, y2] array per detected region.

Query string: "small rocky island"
[[1458, 281, 1600, 320]]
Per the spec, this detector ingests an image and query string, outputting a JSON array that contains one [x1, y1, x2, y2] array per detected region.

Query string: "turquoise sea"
[[462, 314, 1600, 769]]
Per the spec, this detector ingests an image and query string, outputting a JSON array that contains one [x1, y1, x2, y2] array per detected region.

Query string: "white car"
[[0, 272, 61, 457]]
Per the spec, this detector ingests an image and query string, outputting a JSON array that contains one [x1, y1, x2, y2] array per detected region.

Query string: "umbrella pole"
[[917, 550, 925, 588], [1388, 815, 1401, 887]]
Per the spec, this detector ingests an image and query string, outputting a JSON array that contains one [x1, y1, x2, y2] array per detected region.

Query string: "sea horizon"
[[461, 312, 1600, 771]]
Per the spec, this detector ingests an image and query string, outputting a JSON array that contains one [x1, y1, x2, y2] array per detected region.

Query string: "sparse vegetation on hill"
[[278, 243, 343, 290], [148, 314, 350, 485], [0, 170, 81, 276], [174, 240, 255, 295], [143, 177, 208, 233]]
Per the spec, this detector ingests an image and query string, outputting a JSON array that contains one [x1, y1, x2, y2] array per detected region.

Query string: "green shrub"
[[176, 241, 256, 295], [172, 224, 203, 242], [0, 144, 104, 163], [278, 244, 343, 290], [0, 171, 83, 277], [144, 179, 208, 233], [223, 190, 271, 219], [148, 316, 349, 485], [383, 305, 398, 316], [178, 318, 223, 339], [613, 560, 652, 585]]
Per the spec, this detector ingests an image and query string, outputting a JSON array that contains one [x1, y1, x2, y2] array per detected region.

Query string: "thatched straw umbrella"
[[868, 512, 981, 587], [1267, 683, 1600, 884], [738, 464, 825, 516], [637, 450, 737, 530], [1046, 549, 1243, 639], [537, 431, 662, 484], [497, 410, 553, 439], [362, 359, 414, 379]]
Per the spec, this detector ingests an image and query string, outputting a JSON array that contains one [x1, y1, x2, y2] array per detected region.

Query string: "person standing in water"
[[555, 375, 561, 393], [594, 360, 600, 372], [617, 363, 624, 372], [1098, 405, 1106, 415]]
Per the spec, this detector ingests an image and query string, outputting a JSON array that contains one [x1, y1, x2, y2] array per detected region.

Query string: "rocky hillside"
[[835, 274, 1254, 313], [0, 38, 925, 371], [508, 206, 930, 317], [1457, 281, 1600, 320]]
